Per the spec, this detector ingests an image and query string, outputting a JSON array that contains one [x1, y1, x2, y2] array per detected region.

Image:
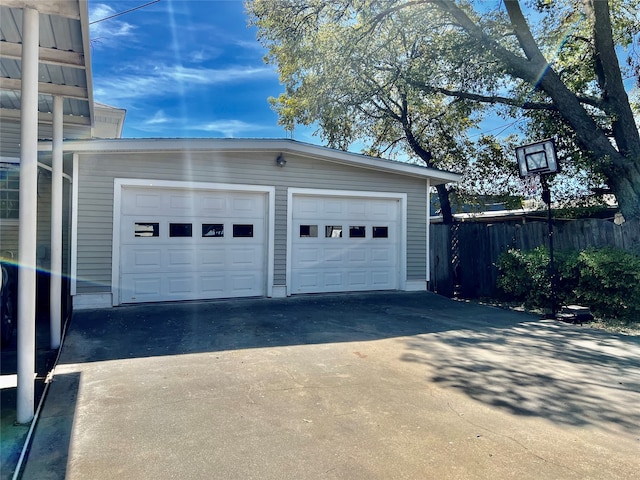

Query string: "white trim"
[[271, 285, 287, 298], [70, 154, 79, 296], [73, 293, 113, 310], [405, 279, 428, 292], [286, 187, 407, 296], [36, 162, 72, 182], [111, 179, 275, 306], [0, 156, 20, 164]]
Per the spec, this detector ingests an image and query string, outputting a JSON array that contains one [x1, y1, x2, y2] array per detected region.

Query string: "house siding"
[[75, 150, 428, 296]]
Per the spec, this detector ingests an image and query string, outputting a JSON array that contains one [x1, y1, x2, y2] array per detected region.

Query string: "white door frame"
[[112, 179, 275, 306], [286, 187, 407, 296]]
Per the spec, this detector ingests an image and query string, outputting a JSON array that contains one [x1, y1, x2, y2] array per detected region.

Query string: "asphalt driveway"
[[16, 292, 640, 479]]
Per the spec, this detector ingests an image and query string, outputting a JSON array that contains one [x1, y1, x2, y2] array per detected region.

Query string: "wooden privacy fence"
[[429, 217, 640, 298]]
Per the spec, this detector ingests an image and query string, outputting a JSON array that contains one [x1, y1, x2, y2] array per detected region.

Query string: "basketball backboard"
[[515, 139, 559, 178]]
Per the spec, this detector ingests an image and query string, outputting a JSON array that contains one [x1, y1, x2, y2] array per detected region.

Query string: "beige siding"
[[76, 150, 428, 295]]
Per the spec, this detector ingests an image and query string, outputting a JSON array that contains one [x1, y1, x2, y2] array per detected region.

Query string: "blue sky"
[[88, 0, 306, 140], [88, 1, 638, 149]]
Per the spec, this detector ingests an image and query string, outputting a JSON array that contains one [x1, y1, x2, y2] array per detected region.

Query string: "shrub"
[[571, 248, 640, 320], [496, 247, 640, 322]]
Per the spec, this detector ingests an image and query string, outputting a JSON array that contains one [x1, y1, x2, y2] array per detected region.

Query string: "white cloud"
[[194, 120, 264, 137], [89, 4, 136, 48], [93, 63, 274, 103], [145, 110, 169, 125]]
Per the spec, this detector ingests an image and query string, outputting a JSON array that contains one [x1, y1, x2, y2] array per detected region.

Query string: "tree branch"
[[591, 0, 640, 155], [410, 82, 605, 111]]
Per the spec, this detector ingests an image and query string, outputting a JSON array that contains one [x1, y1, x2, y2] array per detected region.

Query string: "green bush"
[[496, 247, 640, 322]]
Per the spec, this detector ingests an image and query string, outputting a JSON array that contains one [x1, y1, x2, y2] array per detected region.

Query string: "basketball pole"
[[540, 175, 557, 318]]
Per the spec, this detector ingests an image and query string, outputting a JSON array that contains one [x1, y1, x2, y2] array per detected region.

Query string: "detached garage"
[[50, 138, 459, 309]]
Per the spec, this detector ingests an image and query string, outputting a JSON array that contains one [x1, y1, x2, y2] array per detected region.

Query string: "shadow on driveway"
[[57, 291, 640, 434], [18, 291, 640, 479]]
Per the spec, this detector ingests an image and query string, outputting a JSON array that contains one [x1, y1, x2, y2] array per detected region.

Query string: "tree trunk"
[[608, 156, 640, 221], [435, 184, 454, 225]]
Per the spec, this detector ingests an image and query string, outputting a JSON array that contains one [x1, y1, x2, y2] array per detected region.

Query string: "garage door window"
[[170, 223, 192, 237], [202, 224, 224, 237], [372, 226, 389, 238], [134, 222, 159, 237], [233, 224, 254, 237], [300, 225, 318, 237], [325, 225, 342, 238], [349, 226, 366, 238]]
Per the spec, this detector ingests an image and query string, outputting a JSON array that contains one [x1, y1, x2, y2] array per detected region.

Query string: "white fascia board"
[[49, 138, 462, 184], [78, 0, 94, 127]]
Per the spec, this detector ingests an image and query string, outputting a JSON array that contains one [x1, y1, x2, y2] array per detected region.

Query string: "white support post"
[[50, 95, 63, 349], [426, 179, 431, 289], [17, 6, 40, 425]]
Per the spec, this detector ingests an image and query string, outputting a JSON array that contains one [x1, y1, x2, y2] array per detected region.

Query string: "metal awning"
[[0, 0, 94, 128]]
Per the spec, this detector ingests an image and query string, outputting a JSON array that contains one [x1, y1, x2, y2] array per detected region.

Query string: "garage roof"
[[45, 137, 461, 185]]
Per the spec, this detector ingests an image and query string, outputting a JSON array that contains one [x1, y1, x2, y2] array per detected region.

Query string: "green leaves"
[[497, 246, 640, 321], [247, 0, 640, 219]]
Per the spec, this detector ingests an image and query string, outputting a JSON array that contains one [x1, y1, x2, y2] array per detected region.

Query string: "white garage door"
[[119, 187, 267, 304], [291, 194, 400, 294]]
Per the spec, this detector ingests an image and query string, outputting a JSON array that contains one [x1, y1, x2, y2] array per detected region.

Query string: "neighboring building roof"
[[43, 137, 461, 185], [93, 103, 127, 139]]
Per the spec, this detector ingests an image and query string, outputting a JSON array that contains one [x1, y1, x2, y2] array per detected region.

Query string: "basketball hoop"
[[515, 139, 559, 178], [514, 138, 560, 318]]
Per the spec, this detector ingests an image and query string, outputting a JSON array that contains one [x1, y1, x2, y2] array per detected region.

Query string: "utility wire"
[[89, 0, 161, 25]]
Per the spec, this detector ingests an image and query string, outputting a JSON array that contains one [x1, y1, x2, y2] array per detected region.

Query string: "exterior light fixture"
[[276, 153, 286, 167]]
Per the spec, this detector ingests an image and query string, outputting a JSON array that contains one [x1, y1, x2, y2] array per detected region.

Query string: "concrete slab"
[[16, 292, 640, 479]]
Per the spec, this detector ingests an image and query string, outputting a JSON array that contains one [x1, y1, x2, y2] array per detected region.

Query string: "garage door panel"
[[232, 197, 257, 213], [121, 248, 163, 273], [346, 248, 367, 264], [323, 247, 345, 264], [291, 194, 400, 294], [292, 247, 319, 266], [168, 194, 192, 212], [120, 187, 267, 304], [346, 271, 367, 288], [372, 271, 394, 287], [229, 247, 263, 267], [167, 249, 196, 267], [294, 271, 321, 291], [120, 275, 162, 302], [200, 248, 226, 267], [121, 192, 163, 215], [371, 247, 393, 264], [200, 274, 226, 294], [324, 271, 344, 288], [230, 274, 261, 293], [168, 275, 195, 294]]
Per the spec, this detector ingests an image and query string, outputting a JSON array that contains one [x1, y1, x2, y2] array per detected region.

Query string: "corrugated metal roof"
[[0, 1, 93, 124]]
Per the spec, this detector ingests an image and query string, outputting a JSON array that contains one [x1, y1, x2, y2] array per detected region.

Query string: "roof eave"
[[39, 138, 461, 184]]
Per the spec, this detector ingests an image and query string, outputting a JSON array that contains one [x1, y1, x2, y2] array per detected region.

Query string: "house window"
[[169, 223, 192, 237], [233, 224, 254, 237], [325, 225, 342, 238], [372, 226, 389, 238], [349, 226, 366, 238], [134, 222, 159, 237], [202, 224, 224, 237], [0, 162, 20, 220], [299, 225, 318, 237]]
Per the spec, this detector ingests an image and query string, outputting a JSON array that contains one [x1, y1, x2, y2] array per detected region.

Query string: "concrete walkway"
[[17, 292, 640, 479]]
